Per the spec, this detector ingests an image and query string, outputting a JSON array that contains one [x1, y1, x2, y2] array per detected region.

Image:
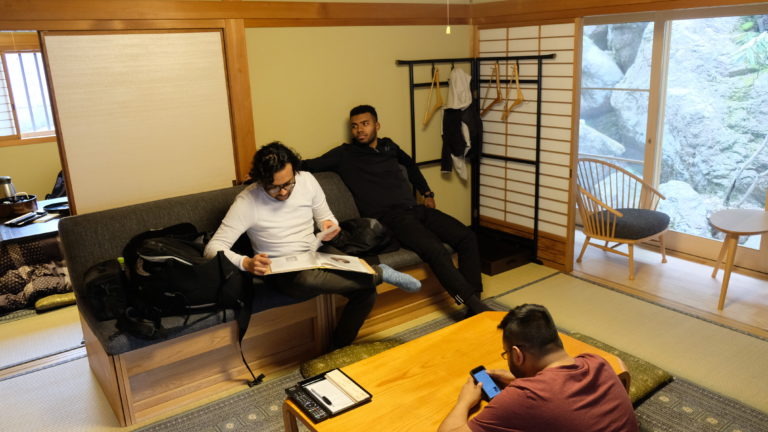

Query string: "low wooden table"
[[283, 311, 629, 432], [0, 197, 68, 245], [709, 208, 768, 310]]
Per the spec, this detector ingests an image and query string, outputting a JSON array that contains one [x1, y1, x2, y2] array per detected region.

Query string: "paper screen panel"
[[477, 23, 575, 238], [43, 31, 236, 214]]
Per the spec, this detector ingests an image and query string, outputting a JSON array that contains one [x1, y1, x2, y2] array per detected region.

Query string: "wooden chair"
[[575, 158, 669, 279]]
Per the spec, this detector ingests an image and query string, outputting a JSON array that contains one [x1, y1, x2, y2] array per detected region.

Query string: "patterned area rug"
[[135, 304, 768, 432], [136, 311, 465, 432], [637, 379, 768, 432]]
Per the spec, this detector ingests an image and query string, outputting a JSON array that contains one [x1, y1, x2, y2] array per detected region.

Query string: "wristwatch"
[[423, 191, 435, 199]]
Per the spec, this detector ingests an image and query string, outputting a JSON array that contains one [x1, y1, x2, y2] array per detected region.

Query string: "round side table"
[[708, 208, 768, 310]]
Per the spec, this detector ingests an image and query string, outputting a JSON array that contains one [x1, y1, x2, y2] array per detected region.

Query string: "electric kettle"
[[0, 176, 16, 200]]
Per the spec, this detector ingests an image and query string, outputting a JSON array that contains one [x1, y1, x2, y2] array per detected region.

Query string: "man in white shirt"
[[205, 142, 420, 349]]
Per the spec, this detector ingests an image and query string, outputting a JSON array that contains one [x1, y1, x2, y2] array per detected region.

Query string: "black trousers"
[[258, 246, 379, 349], [380, 205, 482, 304]]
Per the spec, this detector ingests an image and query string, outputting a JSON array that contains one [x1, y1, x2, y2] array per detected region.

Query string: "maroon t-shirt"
[[468, 354, 638, 432]]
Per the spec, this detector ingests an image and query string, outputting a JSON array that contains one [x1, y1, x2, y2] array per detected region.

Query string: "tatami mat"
[[0, 356, 123, 431], [494, 272, 768, 413], [0, 306, 83, 370], [4, 262, 765, 431], [480, 262, 559, 298]]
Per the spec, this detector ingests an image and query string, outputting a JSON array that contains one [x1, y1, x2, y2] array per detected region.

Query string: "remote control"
[[285, 385, 329, 423], [4, 210, 47, 227]]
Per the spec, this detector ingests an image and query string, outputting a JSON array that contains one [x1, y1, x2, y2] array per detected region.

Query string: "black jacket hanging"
[[441, 100, 483, 177]]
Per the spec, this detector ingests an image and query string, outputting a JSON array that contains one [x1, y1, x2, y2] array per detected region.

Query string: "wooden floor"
[[572, 230, 768, 339]]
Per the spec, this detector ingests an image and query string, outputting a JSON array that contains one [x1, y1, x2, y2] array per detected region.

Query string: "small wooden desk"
[[709, 208, 768, 310], [283, 311, 629, 432], [0, 197, 68, 245]]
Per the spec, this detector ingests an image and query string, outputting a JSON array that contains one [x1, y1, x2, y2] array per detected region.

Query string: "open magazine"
[[268, 252, 374, 275]]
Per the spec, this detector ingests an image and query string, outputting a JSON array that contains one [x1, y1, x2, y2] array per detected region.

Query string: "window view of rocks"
[[580, 15, 768, 248]]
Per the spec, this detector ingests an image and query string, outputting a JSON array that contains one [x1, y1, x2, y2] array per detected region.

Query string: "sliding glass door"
[[579, 21, 653, 177], [580, 7, 768, 272]]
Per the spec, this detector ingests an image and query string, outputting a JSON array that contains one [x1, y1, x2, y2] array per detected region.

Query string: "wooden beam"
[[472, 0, 768, 26], [244, 16, 470, 28], [0, 20, 226, 31], [0, 0, 763, 29], [0, 0, 471, 24], [0, 31, 38, 50]]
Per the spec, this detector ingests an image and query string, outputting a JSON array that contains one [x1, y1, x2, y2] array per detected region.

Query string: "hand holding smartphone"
[[470, 365, 502, 401]]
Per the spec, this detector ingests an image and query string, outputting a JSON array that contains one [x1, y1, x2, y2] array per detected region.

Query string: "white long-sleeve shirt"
[[203, 171, 338, 270]]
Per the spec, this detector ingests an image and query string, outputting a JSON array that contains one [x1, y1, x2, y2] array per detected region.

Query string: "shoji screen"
[[477, 23, 576, 268], [42, 31, 236, 214]]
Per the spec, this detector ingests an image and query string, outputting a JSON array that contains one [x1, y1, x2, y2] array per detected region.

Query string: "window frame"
[[579, 3, 768, 272], [0, 35, 57, 148]]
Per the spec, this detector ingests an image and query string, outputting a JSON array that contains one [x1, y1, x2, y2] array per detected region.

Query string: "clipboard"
[[285, 368, 372, 423]]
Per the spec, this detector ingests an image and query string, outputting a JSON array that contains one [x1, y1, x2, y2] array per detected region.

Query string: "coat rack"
[[396, 53, 556, 266]]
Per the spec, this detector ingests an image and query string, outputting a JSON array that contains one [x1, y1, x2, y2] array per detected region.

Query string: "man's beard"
[[355, 133, 376, 146]]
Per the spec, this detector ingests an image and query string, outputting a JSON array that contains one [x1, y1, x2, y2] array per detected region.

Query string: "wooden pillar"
[[223, 18, 256, 183]]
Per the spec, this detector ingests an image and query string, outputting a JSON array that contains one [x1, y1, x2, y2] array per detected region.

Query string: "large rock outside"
[[580, 15, 768, 239]]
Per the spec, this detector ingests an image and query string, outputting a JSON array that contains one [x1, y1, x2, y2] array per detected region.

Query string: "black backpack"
[[84, 222, 264, 386], [122, 223, 244, 327]]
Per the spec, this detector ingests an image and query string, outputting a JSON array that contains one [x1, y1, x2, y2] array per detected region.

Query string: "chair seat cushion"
[[598, 208, 669, 240]]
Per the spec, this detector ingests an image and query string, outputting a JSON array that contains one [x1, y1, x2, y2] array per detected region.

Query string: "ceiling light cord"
[[445, 0, 451, 34]]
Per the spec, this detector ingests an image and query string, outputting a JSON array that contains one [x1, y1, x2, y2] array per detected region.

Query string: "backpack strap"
[[217, 251, 264, 387]]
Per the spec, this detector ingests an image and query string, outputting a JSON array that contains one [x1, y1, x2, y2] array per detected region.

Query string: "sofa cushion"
[[313, 171, 360, 222]]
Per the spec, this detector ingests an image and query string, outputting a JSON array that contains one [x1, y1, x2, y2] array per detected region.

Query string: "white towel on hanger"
[[445, 68, 472, 110]]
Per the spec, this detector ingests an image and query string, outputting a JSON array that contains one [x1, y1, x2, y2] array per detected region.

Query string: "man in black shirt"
[[303, 105, 490, 316]]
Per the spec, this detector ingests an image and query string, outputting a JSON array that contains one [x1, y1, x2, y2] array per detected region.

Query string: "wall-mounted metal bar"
[[480, 154, 536, 165], [396, 54, 555, 65], [415, 159, 441, 167], [407, 63, 416, 162]]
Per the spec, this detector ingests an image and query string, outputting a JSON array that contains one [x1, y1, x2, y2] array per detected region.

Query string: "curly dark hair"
[[248, 141, 301, 186]]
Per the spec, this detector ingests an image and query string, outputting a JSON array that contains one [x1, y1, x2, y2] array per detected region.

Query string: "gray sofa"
[[60, 172, 424, 356], [58, 171, 441, 426]]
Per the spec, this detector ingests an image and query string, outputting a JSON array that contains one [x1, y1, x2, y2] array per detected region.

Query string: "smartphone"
[[470, 365, 502, 401]]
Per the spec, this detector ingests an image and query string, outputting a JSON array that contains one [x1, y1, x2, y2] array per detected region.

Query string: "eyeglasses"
[[264, 178, 296, 196], [501, 345, 525, 360]]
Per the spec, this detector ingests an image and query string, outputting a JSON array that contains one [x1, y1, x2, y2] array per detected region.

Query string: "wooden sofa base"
[[82, 262, 449, 427], [332, 263, 457, 339], [82, 297, 329, 426]]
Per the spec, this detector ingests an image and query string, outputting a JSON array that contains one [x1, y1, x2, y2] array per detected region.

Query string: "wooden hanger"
[[422, 67, 444, 126], [501, 62, 525, 121], [480, 62, 502, 117]]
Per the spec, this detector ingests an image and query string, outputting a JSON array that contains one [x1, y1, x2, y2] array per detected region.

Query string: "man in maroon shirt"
[[438, 304, 639, 432]]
